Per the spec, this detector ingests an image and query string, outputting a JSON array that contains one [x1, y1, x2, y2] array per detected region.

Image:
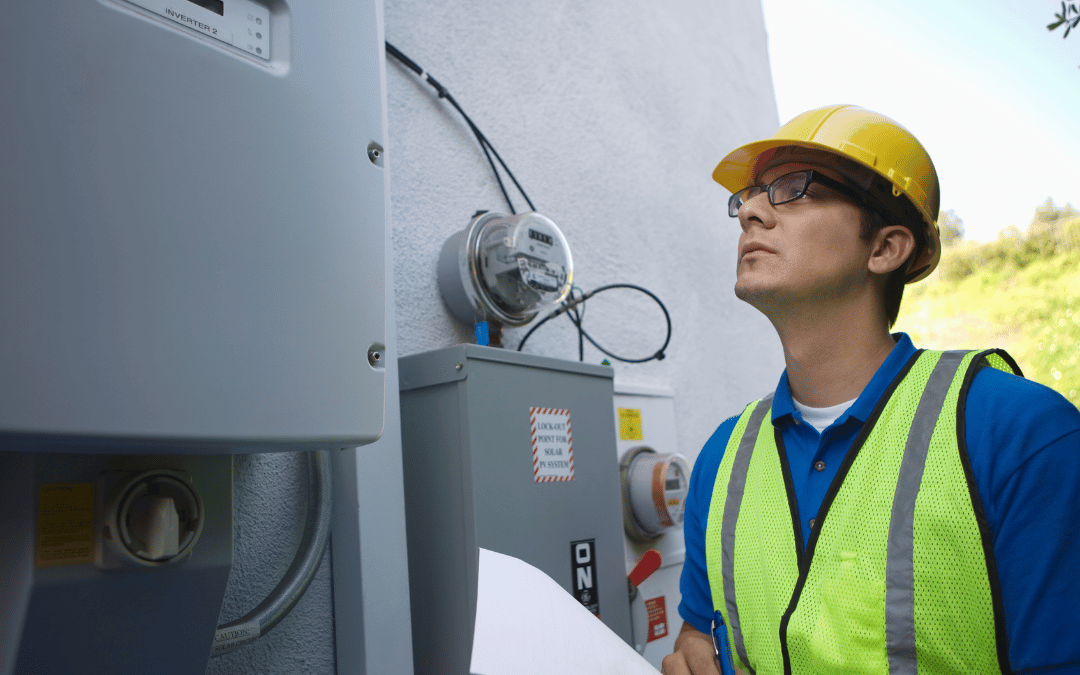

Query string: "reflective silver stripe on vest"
[[886, 351, 967, 675], [722, 394, 773, 675]]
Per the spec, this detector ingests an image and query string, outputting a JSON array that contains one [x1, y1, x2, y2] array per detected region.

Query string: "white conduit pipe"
[[211, 450, 333, 657]]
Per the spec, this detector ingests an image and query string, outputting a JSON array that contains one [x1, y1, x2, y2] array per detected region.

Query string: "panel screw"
[[367, 142, 384, 166], [367, 343, 386, 369], [455, 363, 463, 371]]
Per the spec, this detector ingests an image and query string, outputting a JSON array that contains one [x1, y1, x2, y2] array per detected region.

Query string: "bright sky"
[[760, 0, 1080, 242]]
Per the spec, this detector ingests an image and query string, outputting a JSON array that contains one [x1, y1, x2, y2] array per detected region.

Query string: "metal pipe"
[[211, 450, 333, 657]]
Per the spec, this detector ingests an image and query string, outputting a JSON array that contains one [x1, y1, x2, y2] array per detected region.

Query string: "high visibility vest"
[[705, 349, 1020, 675]]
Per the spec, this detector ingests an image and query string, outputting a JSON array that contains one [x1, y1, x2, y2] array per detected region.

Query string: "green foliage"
[[897, 203, 1080, 409], [1048, 1, 1080, 38], [934, 199, 1080, 283]]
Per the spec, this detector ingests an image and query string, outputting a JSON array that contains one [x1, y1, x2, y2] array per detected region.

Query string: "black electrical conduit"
[[385, 41, 535, 215], [210, 450, 332, 657]]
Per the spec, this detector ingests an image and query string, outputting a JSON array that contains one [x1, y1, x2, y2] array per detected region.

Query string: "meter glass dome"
[[438, 212, 573, 327]]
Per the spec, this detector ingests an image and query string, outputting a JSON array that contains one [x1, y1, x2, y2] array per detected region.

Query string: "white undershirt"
[[792, 397, 857, 433]]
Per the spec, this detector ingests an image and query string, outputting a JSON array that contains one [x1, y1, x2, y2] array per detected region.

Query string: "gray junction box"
[[399, 345, 632, 675]]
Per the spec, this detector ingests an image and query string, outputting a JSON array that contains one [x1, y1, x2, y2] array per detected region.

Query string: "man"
[[663, 105, 1080, 675]]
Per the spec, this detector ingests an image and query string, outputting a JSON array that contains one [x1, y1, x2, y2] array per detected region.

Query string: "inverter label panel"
[[124, 0, 271, 60]]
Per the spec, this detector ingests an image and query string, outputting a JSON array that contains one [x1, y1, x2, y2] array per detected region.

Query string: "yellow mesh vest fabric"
[[910, 351, 1000, 674], [705, 399, 798, 675], [785, 352, 944, 673], [706, 350, 1014, 675]]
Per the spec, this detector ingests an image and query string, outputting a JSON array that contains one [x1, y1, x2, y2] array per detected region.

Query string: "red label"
[[645, 596, 668, 642]]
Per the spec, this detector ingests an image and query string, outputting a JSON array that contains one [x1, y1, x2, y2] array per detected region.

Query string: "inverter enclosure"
[[0, 0, 386, 452], [399, 345, 632, 675]]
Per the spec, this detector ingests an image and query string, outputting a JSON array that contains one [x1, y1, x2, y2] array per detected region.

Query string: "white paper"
[[470, 548, 662, 675]]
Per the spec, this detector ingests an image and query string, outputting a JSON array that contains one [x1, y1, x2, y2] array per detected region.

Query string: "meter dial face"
[[437, 211, 573, 327], [659, 460, 688, 527], [476, 213, 572, 321]]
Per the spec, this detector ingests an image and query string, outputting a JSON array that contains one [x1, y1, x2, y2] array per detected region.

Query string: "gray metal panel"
[[0, 0, 385, 450], [400, 380, 479, 675], [399, 347, 631, 675], [399, 344, 472, 392], [0, 455, 34, 675], [331, 176, 416, 675], [464, 356, 631, 643], [11, 453, 233, 675], [399, 344, 614, 392]]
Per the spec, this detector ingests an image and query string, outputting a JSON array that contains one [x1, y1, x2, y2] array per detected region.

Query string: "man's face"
[[733, 158, 873, 314]]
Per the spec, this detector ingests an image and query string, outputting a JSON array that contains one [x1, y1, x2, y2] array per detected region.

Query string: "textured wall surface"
[[385, 0, 785, 456], [206, 453, 336, 675], [205, 1, 783, 673]]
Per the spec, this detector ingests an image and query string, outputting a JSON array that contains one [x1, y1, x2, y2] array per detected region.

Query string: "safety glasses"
[[727, 169, 869, 218]]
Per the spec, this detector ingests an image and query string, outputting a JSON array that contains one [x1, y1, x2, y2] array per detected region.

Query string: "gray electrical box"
[[0, 0, 387, 452], [399, 345, 631, 675]]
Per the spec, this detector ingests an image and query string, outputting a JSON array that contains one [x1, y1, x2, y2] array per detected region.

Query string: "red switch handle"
[[628, 548, 663, 588]]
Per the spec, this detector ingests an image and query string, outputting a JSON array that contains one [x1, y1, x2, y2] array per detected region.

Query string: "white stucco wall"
[[386, 0, 784, 456]]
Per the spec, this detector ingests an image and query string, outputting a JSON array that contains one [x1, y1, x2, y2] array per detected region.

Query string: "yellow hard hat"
[[714, 105, 941, 283]]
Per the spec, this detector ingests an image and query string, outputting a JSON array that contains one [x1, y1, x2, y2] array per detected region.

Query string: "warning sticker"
[[531, 407, 573, 482], [645, 596, 669, 642], [618, 407, 643, 441], [36, 483, 95, 567]]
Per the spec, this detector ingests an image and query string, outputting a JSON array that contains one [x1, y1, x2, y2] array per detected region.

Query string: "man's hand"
[[660, 621, 721, 675]]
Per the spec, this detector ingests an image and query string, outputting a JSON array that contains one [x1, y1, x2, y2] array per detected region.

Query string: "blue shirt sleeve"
[[965, 366, 1080, 674], [678, 415, 740, 634]]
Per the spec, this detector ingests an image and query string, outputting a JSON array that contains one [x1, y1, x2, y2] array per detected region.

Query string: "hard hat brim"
[[714, 138, 861, 195]]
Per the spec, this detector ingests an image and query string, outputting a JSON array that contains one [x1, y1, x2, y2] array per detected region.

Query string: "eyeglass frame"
[[727, 169, 888, 220]]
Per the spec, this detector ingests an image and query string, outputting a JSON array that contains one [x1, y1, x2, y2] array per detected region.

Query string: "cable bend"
[[211, 450, 333, 657]]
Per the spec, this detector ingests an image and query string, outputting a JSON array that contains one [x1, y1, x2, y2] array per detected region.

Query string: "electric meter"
[[438, 211, 573, 327], [620, 447, 691, 540]]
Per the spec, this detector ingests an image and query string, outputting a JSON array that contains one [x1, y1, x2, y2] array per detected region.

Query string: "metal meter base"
[[613, 384, 691, 668]]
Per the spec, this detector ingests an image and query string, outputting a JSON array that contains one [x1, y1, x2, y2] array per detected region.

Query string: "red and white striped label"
[[530, 407, 573, 482]]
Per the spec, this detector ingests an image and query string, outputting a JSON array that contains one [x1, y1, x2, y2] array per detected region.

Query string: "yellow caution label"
[[36, 483, 94, 567], [618, 408, 643, 441]]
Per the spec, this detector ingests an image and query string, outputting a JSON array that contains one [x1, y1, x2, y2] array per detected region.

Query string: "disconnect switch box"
[[398, 345, 631, 675]]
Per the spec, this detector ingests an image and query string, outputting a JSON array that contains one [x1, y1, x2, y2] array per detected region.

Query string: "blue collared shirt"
[[679, 334, 1080, 674]]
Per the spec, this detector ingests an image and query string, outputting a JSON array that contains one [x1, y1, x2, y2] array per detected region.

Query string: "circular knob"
[[108, 471, 203, 566]]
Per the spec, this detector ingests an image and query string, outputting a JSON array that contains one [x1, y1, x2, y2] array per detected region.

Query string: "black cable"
[[516, 284, 671, 363], [566, 286, 586, 361], [441, 92, 518, 214], [384, 43, 511, 210], [384, 42, 536, 214]]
